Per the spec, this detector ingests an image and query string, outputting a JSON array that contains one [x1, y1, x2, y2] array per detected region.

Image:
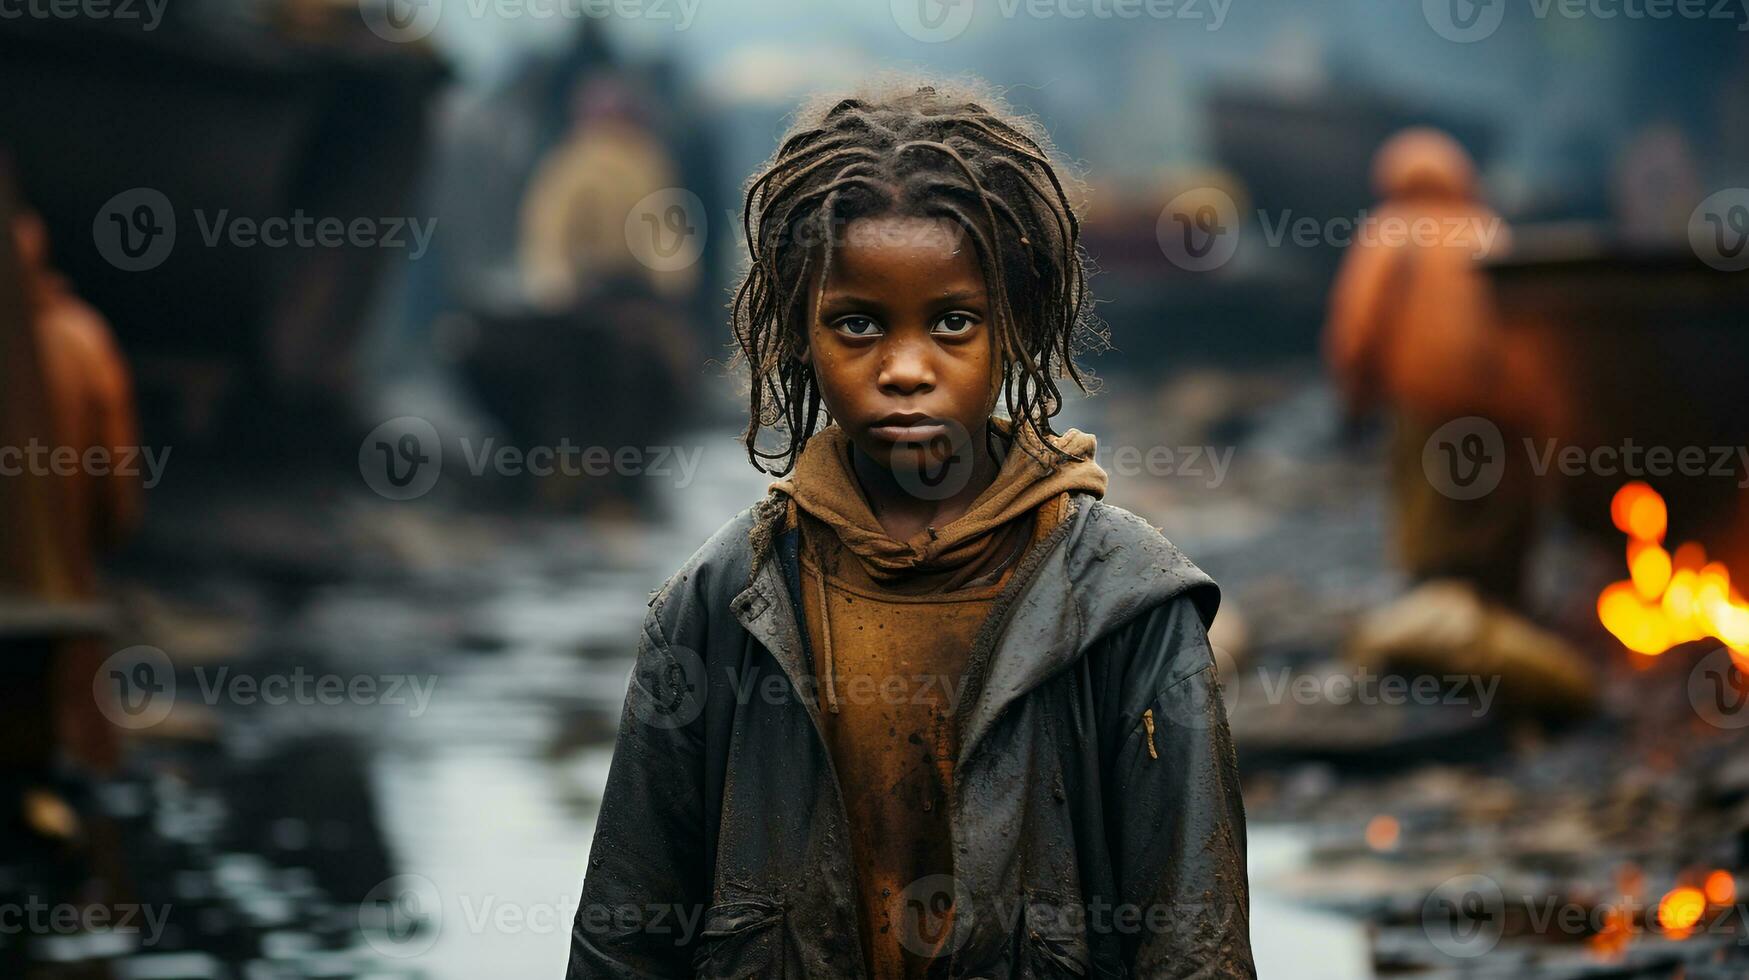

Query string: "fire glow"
[[1597, 482, 1749, 664]]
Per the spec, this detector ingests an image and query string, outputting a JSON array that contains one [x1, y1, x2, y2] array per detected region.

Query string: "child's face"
[[804, 215, 1001, 472]]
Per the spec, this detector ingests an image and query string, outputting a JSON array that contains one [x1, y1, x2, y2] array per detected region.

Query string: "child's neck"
[[848, 436, 1002, 543]]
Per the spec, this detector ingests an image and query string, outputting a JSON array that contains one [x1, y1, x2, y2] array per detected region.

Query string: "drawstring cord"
[[812, 527, 841, 714]]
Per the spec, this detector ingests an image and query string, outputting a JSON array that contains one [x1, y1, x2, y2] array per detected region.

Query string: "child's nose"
[[877, 339, 936, 395]]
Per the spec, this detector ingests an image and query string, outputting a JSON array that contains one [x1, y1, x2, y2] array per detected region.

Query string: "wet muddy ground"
[[7, 368, 1747, 978]]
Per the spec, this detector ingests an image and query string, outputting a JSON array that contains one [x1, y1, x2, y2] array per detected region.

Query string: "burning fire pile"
[[1597, 481, 1749, 665], [1586, 867, 1741, 958], [1656, 870, 1737, 941]]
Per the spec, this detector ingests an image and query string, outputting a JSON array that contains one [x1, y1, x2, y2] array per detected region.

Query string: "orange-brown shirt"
[[795, 495, 1067, 979]]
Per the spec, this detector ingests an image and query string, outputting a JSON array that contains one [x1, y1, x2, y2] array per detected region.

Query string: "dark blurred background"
[[3, 1, 1749, 977]]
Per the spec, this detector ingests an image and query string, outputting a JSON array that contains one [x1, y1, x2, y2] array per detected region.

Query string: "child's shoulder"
[[643, 493, 784, 622], [1064, 495, 1220, 631], [1067, 496, 1203, 573]]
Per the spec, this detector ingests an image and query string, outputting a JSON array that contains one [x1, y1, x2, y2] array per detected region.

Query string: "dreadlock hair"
[[730, 75, 1104, 476]]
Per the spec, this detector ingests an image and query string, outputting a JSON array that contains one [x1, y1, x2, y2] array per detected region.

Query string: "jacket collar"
[[729, 491, 1217, 768], [729, 495, 824, 730], [960, 493, 1219, 766]]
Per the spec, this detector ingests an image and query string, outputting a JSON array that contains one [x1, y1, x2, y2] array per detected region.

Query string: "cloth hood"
[[768, 418, 1108, 586]]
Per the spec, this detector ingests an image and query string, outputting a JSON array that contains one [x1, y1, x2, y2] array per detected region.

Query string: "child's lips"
[[868, 421, 950, 443]]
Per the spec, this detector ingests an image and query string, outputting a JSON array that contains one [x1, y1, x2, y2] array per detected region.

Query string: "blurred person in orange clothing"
[[1325, 128, 1593, 716], [1, 181, 142, 841], [13, 209, 142, 568], [1327, 127, 1527, 595]]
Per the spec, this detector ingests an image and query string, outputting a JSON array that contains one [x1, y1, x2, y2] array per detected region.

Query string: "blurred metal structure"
[[1484, 231, 1749, 564], [0, 7, 447, 441]]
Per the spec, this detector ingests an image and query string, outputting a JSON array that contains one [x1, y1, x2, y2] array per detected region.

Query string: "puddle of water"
[[1249, 826, 1374, 980], [369, 748, 594, 978]]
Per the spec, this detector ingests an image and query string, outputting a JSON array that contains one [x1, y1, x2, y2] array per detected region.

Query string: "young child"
[[567, 78, 1253, 980]]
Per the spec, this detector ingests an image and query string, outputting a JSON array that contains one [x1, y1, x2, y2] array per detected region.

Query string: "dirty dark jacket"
[[566, 491, 1254, 979]]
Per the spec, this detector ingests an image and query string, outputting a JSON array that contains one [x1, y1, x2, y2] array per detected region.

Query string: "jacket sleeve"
[[566, 604, 709, 979], [1092, 594, 1255, 980]]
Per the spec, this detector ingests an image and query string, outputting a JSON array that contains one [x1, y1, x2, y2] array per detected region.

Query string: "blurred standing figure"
[[1, 184, 141, 833], [13, 210, 141, 576], [1325, 127, 1529, 598], [1325, 129, 1593, 717]]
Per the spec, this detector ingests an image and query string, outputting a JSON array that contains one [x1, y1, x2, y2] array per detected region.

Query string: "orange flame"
[[1657, 885, 1706, 938], [1704, 870, 1736, 906], [1598, 483, 1749, 663], [1588, 905, 1633, 960], [1364, 814, 1400, 852]]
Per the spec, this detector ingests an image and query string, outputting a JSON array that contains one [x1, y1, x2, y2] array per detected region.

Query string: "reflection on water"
[[25, 387, 1379, 976], [358, 424, 768, 976], [1247, 827, 1373, 980]]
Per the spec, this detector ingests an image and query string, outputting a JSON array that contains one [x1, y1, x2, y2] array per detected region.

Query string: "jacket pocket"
[[1021, 891, 1090, 978], [693, 898, 785, 979]]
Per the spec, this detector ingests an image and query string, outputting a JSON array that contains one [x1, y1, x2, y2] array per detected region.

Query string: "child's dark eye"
[[932, 312, 978, 336], [832, 316, 882, 338]]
